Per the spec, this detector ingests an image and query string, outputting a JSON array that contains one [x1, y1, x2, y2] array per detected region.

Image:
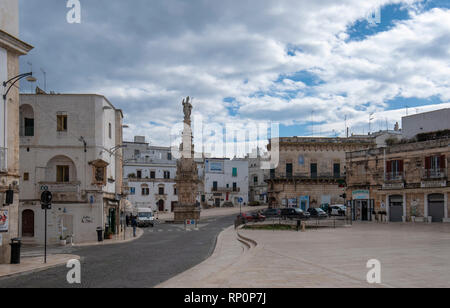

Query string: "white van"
[[137, 208, 155, 227]]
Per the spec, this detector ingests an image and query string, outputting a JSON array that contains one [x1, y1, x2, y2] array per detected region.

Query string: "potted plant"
[[59, 235, 67, 246], [105, 230, 113, 240]]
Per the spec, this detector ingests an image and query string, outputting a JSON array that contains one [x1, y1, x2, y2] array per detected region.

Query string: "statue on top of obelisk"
[[182, 96, 192, 126], [174, 96, 201, 223]]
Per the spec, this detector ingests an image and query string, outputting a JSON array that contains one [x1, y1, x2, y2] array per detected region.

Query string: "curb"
[[72, 228, 144, 248], [0, 254, 80, 280]]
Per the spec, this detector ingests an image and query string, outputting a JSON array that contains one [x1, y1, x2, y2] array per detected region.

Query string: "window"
[[130, 187, 136, 195], [232, 167, 238, 177], [174, 187, 177, 195], [23, 172, 29, 181], [253, 176, 258, 184], [136, 170, 142, 179], [57, 114, 68, 132], [24, 118, 34, 136], [164, 171, 170, 179], [134, 149, 140, 157], [159, 187, 165, 195], [333, 163, 341, 178], [286, 163, 293, 178], [310, 163, 317, 178], [213, 181, 218, 191], [270, 169, 275, 179], [56, 165, 70, 183], [233, 182, 237, 192], [141, 187, 150, 195], [150, 171, 156, 179], [108, 123, 112, 139], [167, 152, 172, 160]]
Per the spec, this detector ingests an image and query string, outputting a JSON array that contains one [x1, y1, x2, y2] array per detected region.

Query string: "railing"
[[421, 168, 447, 180], [0, 147, 6, 172], [212, 187, 240, 193], [384, 171, 404, 181], [265, 172, 345, 181]]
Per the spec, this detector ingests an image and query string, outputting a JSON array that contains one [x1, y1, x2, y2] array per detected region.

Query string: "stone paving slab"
[[0, 254, 80, 279], [158, 222, 450, 288]]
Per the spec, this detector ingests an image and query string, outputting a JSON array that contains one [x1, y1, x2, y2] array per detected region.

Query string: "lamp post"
[[2, 72, 36, 160]]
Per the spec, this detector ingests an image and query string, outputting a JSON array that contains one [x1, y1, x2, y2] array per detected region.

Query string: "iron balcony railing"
[[421, 168, 447, 180], [384, 171, 405, 181], [266, 172, 345, 180], [211, 187, 240, 193], [0, 147, 6, 172]]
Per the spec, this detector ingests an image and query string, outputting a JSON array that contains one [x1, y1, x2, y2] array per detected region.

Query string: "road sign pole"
[[44, 207, 47, 264]]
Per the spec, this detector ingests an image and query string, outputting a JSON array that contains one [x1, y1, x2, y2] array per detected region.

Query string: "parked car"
[[280, 208, 310, 220], [222, 202, 234, 208], [237, 212, 266, 223], [330, 205, 346, 216], [261, 208, 281, 218], [307, 207, 328, 218]]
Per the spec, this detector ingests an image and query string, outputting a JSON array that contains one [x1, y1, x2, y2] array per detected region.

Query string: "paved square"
[[238, 222, 450, 288]]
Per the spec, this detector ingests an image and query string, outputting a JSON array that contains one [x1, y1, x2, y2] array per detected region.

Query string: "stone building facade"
[[266, 137, 374, 209], [18, 94, 125, 245], [248, 149, 269, 204], [203, 158, 249, 207], [123, 136, 178, 213], [346, 137, 449, 222], [0, 0, 33, 263]]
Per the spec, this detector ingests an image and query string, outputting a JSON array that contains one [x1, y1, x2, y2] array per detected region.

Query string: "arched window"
[[45, 155, 77, 183]]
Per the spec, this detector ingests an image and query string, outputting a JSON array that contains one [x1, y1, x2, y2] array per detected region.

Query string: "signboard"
[[352, 190, 370, 200], [299, 196, 309, 211], [288, 198, 297, 208], [186, 219, 196, 225], [0, 209, 8, 233], [206, 160, 224, 173]]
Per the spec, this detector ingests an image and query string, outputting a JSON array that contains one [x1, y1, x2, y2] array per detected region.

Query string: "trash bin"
[[9, 238, 21, 264], [96, 228, 104, 242]]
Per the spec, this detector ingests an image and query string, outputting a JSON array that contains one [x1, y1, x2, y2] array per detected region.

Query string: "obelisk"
[[173, 97, 201, 223]]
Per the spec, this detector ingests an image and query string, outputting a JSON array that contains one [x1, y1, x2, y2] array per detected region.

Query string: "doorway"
[[389, 195, 403, 222], [158, 200, 165, 212], [428, 194, 445, 222], [22, 210, 35, 237]]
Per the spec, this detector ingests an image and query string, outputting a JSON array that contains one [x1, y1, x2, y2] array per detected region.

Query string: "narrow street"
[[0, 215, 235, 288]]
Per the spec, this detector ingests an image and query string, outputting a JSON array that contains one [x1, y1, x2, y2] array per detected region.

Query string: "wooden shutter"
[[425, 156, 431, 170], [386, 161, 392, 173], [398, 160, 404, 172], [440, 155, 445, 169]]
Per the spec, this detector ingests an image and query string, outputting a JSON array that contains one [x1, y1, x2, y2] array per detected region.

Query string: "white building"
[[19, 93, 124, 245], [203, 158, 248, 207], [0, 0, 33, 263], [402, 108, 450, 139], [247, 149, 269, 204], [123, 136, 178, 213]]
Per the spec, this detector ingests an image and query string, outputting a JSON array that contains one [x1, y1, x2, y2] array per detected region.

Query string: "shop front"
[[350, 190, 374, 221]]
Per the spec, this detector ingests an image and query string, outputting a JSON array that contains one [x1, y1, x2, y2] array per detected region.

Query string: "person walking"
[[131, 215, 138, 237]]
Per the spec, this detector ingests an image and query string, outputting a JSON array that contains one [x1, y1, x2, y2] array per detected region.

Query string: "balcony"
[[37, 182, 82, 202], [384, 171, 404, 182], [0, 147, 6, 172], [421, 168, 447, 180], [266, 172, 345, 181], [211, 187, 240, 193]]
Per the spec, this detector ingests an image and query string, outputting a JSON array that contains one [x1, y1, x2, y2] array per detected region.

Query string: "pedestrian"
[[126, 214, 130, 227], [131, 215, 138, 237]]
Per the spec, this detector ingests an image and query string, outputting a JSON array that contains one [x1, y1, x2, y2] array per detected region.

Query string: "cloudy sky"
[[19, 0, 450, 148]]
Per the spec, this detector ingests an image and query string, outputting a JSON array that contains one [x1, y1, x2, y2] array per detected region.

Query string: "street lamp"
[[2, 72, 36, 164]]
